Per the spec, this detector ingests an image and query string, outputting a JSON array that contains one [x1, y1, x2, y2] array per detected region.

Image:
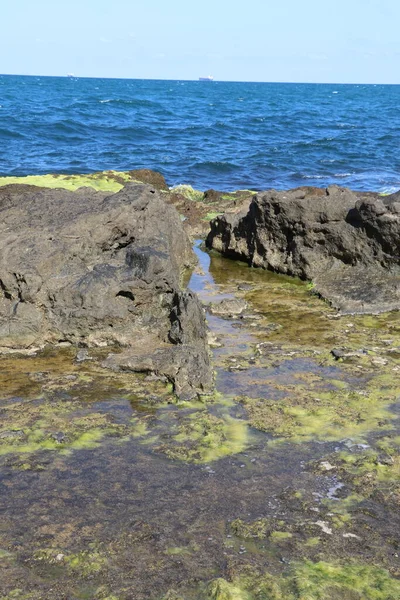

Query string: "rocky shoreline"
[[1, 170, 400, 599], [1, 171, 399, 388]]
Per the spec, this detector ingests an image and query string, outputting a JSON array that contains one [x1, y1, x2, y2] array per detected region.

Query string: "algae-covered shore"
[[0, 172, 399, 599]]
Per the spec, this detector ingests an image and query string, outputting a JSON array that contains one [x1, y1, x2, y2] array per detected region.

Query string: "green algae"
[[210, 248, 400, 357], [0, 345, 251, 465], [0, 427, 109, 456], [156, 409, 249, 463], [207, 561, 400, 600], [335, 440, 400, 501], [241, 386, 396, 443], [165, 546, 193, 556], [162, 592, 185, 600], [0, 401, 124, 457], [0, 347, 180, 460], [65, 549, 107, 576], [0, 592, 34, 600], [230, 518, 269, 540], [321, 493, 364, 529], [170, 185, 204, 202], [293, 560, 400, 599], [0, 171, 134, 192], [204, 212, 224, 221], [305, 537, 320, 547], [270, 531, 293, 542], [33, 547, 107, 577], [339, 449, 400, 482], [220, 195, 237, 202], [0, 345, 249, 465], [208, 578, 250, 600]]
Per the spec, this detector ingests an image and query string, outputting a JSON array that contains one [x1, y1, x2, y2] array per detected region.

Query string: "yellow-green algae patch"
[[0, 170, 135, 192], [269, 530, 293, 542], [0, 348, 176, 459], [241, 385, 397, 443], [203, 212, 224, 221], [304, 537, 320, 547], [292, 560, 400, 600], [331, 437, 400, 504], [0, 404, 124, 457], [203, 245, 400, 446], [33, 546, 107, 577], [208, 578, 250, 600], [230, 518, 269, 540], [0, 348, 252, 464], [165, 546, 194, 556], [0, 592, 34, 600], [170, 184, 204, 202], [338, 448, 400, 484], [156, 409, 249, 463], [207, 561, 400, 600]]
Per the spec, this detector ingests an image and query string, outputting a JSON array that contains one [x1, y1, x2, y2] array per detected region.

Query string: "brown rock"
[[128, 169, 169, 191]]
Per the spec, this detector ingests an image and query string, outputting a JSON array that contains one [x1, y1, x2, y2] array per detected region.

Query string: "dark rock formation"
[[0, 182, 212, 397], [206, 186, 400, 314]]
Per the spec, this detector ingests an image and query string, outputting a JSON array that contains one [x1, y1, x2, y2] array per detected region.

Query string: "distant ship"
[[199, 75, 214, 81]]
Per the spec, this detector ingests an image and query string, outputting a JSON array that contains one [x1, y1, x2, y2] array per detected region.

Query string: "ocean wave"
[[97, 98, 162, 108], [1, 75, 399, 192], [190, 160, 240, 173], [0, 127, 25, 139]]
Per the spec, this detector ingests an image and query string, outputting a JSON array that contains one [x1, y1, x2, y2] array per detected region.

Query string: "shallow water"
[[1, 244, 400, 599]]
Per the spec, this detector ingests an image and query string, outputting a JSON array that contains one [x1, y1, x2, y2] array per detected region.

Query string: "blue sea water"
[[0, 74, 399, 192]]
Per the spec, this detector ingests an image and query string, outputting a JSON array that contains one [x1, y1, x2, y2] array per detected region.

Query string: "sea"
[[0, 74, 399, 193]]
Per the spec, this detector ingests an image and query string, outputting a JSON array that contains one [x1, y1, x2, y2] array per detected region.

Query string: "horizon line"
[[1, 72, 400, 86]]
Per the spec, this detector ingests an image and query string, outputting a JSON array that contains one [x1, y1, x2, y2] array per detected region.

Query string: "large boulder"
[[0, 182, 212, 397], [207, 186, 400, 314]]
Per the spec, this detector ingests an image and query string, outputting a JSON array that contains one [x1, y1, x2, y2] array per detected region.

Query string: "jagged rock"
[[0, 182, 212, 397], [207, 186, 400, 314]]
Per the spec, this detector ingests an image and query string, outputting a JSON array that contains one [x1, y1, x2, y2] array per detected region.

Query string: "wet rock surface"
[[0, 183, 212, 397], [207, 185, 400, 313], [208, 297, 248, 317]]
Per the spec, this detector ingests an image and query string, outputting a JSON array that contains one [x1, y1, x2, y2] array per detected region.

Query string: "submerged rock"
[[208, 298, 248, 317], [206, 186, 400, 313], [0, 182, 212, 397]]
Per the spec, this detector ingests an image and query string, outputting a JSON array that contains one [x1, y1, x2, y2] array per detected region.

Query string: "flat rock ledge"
[[0, 182, 213, 398], [206, 185, 400, 314]]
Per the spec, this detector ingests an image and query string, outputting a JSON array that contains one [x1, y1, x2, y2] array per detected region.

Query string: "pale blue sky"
[[1, 0, 399, 83]]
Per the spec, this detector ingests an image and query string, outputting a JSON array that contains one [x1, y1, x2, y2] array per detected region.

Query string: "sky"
[[1, 0, 399, 84]]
